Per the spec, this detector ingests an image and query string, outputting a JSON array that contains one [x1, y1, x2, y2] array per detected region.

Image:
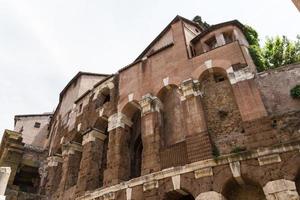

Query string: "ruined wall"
[[14, 115, 51, 148], [200, 73, 243, 155], [256, 63, 300, 115]]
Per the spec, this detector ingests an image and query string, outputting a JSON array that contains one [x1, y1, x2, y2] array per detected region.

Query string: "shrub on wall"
[[291, 85, 300, 99]]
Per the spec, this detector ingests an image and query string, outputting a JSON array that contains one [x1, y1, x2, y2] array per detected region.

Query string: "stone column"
[[227, 66, 267, 121], [215, 32, 226, 46], [58, 142, 82, 198], [104, 113, 133, 186], [139, 94, 163, 175], [180, 79, 213, 162], [0, 167, 11, 200], [44, 155, 63, 196], [263, 179, 299, 200], [75, 128, 107, 197]]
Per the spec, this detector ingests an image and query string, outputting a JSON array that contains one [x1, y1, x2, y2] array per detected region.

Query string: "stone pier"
[[0, 167, 11, 200]]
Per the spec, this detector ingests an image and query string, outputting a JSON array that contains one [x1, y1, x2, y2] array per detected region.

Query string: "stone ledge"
[[76, 141, 300, 200]]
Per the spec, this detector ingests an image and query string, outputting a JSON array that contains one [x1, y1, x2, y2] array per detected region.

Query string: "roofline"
[[59, 71, 110, 101], [134, 15, 204, 62], [191, 20, 244, 44], [14, 113, 53, 118], [74, 74, 115, 104]]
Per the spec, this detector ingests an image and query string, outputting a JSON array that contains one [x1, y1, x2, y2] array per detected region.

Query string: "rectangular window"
[[79, 103, 83, 113], [34, 122, 41, 128]]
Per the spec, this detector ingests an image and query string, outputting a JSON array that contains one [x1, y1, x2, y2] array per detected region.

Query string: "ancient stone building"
[[292, 0, 300, 11], [1, 15, 300, 200], [0, 113, 52, 199]]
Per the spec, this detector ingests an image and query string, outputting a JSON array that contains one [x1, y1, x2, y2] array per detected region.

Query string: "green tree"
[[244, 25, 300, 71], [244, 25, 265, 72], [263, 36, 300, 69]]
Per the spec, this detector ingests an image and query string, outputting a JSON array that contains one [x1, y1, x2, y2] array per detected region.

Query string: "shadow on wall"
[[222, 178, 266, 200], [163, 190, 195, 200]]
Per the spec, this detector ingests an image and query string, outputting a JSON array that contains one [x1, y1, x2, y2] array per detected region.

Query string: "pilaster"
[[59, 142, 82, 195], [226, 66, 267, 121], [104, 114, 132, 186], [180, 79, 212, 162], [139, 94, 163, 175], [75, 128, 107, 197], [45, 155, 63, 196]]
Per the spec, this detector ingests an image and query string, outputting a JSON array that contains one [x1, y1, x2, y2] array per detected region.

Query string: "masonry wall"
[[256, 63, 300, 115], [41, 18, 300, 200], [14, 115, 51, 148]]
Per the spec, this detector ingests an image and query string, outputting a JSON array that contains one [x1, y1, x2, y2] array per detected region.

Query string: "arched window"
[[130, 110, 142, 178], [93, 118, 109, 187], [122, 102, 143, 179], [95, 88, 111, 109]]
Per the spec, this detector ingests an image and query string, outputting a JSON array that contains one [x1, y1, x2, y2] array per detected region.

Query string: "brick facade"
[[1, 15, 300, 200]]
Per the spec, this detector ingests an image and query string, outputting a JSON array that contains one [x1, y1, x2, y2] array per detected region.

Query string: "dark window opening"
[[164, 191, 195, 200], [129, 110, 143, 179], [13, 166, 40, 193], [223, 31, 234, 44], [214, 74, 226, 82], [79, 103, 83, 113], [34, 122, 41, 128], [205, 36, 218, 50], [95, 93, 110, 109], [189, 45, 196, 57]]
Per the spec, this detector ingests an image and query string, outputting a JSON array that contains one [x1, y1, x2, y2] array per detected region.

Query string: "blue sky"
[[0, 0, 299, 139]]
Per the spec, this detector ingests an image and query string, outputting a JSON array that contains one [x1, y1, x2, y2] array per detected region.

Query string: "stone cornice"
[[76, 141, 300, 200]]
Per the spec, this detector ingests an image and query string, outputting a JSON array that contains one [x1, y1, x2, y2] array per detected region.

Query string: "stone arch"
[[195, 191, 226, 200], [95, 87, 112, 110], [222, 178, 265, 200], [121, 101, 143, 179], [191, 59, 232, 80], [157, 84, 187, 147], [199, 67, 244, 155], [163, 190, 195, 200]]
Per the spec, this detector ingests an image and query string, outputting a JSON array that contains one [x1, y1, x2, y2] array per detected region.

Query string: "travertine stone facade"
[[1, 15, 300, 200]]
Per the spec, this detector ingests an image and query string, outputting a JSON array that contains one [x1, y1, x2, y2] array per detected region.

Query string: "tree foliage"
[[244, 25, 300, 72], [192, 15, 210, 29]]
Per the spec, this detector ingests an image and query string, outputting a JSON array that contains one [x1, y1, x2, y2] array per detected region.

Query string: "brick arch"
[[198, 64, 243, 155], [191, 59, 232, 81], [221, 177, 265, 200], [120, 100, 141, 120], [156, 84, 187, 147], [158, 177, 196, 200], [156, 84, 180, 100], [120, 101, 143, 179]]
